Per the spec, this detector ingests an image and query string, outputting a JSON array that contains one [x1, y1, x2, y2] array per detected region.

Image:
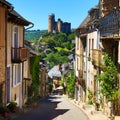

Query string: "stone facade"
[[0, 1, 11, 106], [75, 0, 120, 117], [0, 0, 32, 108], [100, 0, 119, 17]]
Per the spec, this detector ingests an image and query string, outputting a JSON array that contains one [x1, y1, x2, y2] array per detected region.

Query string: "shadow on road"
[[13, 95, 69, 120], [37, 95, 69, 120]]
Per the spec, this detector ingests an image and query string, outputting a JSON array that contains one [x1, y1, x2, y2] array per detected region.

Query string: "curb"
[[64, 95, 107, 120], [63, 95, 90, 120]]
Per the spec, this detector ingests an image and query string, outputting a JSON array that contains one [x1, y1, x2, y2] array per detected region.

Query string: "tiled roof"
[[0, 0, 12, 8], [8, 9, 32, 26], [78, 15, 90, 28], [24, 40, 40, 56], [88, 5, 99, 13], [48, 66, 61, 78]]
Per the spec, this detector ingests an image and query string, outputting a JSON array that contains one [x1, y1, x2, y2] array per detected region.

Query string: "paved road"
[[13, 94, 89, 120]]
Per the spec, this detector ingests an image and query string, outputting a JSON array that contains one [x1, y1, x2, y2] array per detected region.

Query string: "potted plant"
[[0, 106, 9, 117], [7, 102, 17, 113], [88, 89, 93, 105]]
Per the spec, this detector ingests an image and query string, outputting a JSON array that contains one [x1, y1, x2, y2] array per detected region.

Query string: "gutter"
[[25, 22, 34, 30]]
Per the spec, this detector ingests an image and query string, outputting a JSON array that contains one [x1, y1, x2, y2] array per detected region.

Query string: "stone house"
[[75, 4, 100, 103], [75, 15, 90, 102], [99, 0, 120, 116], [0, 0, 33, 108], [7, 9, 33, 108], [86, 5, 100, 103], [75, 0, 120, 118], [40, 62, 49, 98]]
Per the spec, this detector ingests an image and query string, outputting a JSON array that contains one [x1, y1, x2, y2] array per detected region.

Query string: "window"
[[92, 39, 94, 49], [89, 39, 91, 56], [12, 26, 19, 48], [76, 37, 79, 50], [77, 57, 79, 70], [13, 63, 22, 87]]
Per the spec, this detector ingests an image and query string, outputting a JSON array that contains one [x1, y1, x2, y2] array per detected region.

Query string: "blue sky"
[[8, 0, 99, 30]]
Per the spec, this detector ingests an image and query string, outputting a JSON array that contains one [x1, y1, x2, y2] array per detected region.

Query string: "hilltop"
[[25, 29, 47, 40]]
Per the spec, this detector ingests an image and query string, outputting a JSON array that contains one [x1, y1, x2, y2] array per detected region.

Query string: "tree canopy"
[[44, 52, 68, 68], [40, 31, 75, 68]]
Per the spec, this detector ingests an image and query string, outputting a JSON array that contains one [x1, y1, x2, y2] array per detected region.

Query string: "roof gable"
[[8, 9, 31, 26]]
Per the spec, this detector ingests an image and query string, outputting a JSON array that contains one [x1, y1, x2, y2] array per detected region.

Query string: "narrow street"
[[13, 94, 89, 120]]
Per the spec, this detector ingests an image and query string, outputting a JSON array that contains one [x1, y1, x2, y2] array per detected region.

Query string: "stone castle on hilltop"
[[48, 14, 71, 34]]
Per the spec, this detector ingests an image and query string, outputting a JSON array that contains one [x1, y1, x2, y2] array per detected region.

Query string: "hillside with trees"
[[39, 32, 75, 68], [25, 29, 47, 40]]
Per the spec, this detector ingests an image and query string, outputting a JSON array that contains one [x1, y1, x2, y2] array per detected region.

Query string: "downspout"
[[5, 8, 8, 106], [86, 32, 89, 102], [5, 5, 13, 105], [5, 4, 14, 105], [117, 4, 120, 64]]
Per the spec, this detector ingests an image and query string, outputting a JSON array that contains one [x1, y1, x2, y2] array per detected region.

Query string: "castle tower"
[[48, 14, 55, 32], [48, 13, 71, 34], [57, 18, 62, 32]]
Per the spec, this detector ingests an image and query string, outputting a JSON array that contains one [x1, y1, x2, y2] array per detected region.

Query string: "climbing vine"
[[29, 56, 40, 100], [96, 52, 118, 101], [65, 69, 75, 97]]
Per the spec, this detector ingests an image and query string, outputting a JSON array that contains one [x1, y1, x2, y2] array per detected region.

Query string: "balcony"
[[91, 49, 103, 66], [12, 47, 29, 63]]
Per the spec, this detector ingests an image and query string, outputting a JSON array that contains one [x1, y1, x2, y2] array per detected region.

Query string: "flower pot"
[[2, 111, 7, 117]]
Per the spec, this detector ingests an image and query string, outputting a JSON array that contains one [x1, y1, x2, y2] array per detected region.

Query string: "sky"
[[7, 0, 99, 30]]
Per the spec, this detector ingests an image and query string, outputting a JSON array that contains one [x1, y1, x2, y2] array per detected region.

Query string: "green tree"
[[67, 32, 75, 41], [46, 38, 56, 50], [40, 52, 46, 60], [55, 47, 70, 56]]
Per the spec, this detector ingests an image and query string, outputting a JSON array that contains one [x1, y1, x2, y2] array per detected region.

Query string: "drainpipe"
[[118, 41, 120, 64], [23, 22, 34, 45], [118, 4, 120, 64], [21, 12, 34, 109], [5, 2, 14, 106], [5, 8, 8, 106], [22, 22, 34, 108], [96, 28, 100, 101]]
